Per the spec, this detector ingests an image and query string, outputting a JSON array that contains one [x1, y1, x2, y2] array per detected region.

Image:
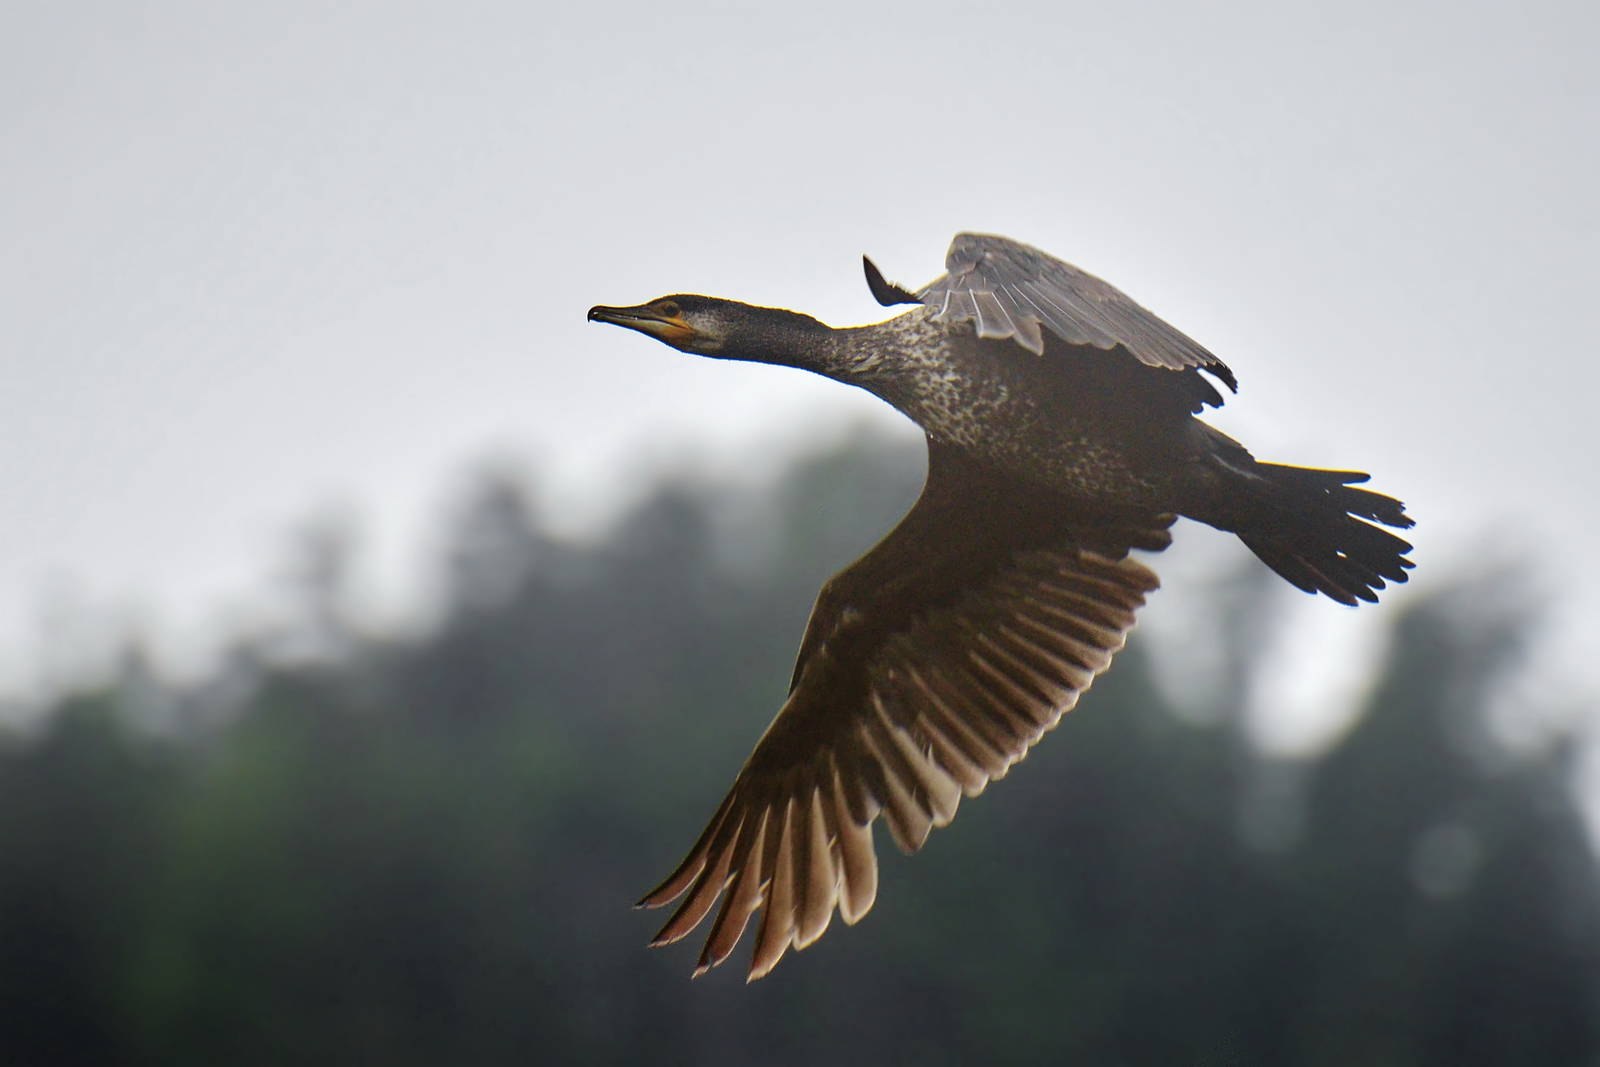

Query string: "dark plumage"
[[587, 232, 1415, 981]]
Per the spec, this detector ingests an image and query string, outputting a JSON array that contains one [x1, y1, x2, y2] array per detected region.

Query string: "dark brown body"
[[838, 310, 1236, 522]]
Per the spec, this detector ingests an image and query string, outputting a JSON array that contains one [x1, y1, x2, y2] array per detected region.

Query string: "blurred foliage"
[[1, 432, 1597, 1066]]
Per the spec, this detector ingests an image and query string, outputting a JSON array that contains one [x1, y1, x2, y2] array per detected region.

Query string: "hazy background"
[[4, 0, 1597, 708], [5, 3, 1600, 1062]]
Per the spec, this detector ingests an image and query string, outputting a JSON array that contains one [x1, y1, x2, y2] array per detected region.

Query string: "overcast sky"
[[2, 1, 1595, 716]]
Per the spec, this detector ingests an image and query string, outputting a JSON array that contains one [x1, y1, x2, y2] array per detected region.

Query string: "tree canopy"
[[1, 433, 1594, 1066]]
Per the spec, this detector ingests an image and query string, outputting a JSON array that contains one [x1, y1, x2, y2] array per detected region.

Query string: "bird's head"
[[587, 294, 830, 365]]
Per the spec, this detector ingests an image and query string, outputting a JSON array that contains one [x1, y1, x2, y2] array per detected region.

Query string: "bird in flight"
[[588, 233, 1414, 981]]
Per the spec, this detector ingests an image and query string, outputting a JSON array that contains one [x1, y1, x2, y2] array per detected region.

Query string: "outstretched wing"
[[913, 232, 1237, 394], [637, 440, 1174, 980]]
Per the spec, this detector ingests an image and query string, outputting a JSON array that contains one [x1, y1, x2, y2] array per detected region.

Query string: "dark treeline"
[[1, 433, 1596, 1066]]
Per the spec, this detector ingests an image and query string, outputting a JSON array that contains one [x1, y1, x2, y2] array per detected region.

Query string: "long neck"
[[710, 307, 883, 382], [720, 306, 969, 407], [720, 307, 832, 369]]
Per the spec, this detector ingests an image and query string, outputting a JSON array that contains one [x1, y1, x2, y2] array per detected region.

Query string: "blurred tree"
[[0, 695, 178, 1065], [0, 433, 1594, 1066]]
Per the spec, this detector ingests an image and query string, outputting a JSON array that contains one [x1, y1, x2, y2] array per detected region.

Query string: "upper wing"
[[914, 233, 1237, 394], [637, 440, 1174, 980]]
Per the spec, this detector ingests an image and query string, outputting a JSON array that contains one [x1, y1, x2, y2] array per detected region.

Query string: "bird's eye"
[[660, 301, 681, 318]]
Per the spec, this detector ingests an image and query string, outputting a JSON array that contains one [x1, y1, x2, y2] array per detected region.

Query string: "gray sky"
[[3, 1, 1596, 715]]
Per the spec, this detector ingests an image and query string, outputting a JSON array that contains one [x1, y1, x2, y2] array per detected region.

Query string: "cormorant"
[[588, 233, 1414, 981]]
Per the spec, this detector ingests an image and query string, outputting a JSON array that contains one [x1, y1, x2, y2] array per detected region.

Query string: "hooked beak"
[[587, 302, 698, 347]]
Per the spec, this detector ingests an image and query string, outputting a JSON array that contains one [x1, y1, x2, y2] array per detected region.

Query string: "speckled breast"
[[846, 310, 1181, 507]]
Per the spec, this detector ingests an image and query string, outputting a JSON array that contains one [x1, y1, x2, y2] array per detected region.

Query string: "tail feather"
[[1219, 462, 1415, 606]]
